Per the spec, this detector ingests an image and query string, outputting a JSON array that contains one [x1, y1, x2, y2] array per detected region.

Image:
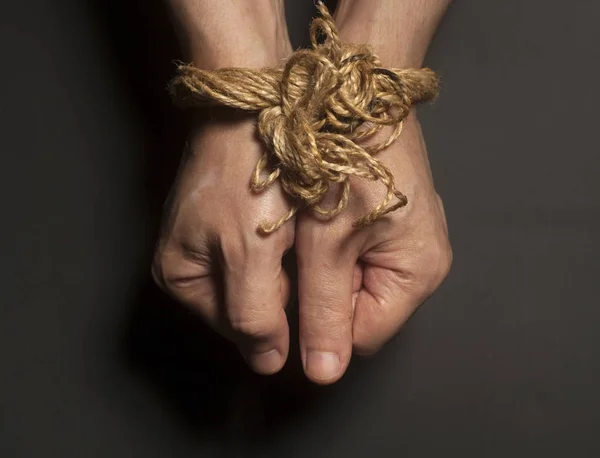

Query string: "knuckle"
[[303, 299, 353, 340], [304, 282, 353, 321], [308, 300, 352, 324], [220, 230, 290, 279], [151, 243, 207, 296], [420, 237, 453, 292], [229, 310, 281, 340]]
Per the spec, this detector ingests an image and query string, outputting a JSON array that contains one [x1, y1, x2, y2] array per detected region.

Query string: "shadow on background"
[[88, 0, 335, 450]]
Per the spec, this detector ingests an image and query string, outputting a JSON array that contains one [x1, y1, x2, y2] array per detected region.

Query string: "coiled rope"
[[169, 1, 440, 234]]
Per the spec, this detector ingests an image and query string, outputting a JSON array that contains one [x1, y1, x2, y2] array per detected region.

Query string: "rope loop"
[[169, 1, 440, 233]]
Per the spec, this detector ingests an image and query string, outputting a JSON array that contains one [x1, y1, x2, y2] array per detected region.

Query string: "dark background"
[[1, 1, 599, 456]]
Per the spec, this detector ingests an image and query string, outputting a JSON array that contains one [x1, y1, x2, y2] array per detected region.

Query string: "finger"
[[296, 230, 355, 384], [221, 241, 290, 376], [352, 265, 427, 355], [153, 241, 222, 324]]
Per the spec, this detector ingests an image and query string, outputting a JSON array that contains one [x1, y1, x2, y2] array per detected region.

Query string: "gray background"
[[1, 0, 599, 457]]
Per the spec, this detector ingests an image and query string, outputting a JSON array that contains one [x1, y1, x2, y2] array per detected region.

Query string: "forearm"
[[165, 0, 291, 69], [334, 0, 451, 67]]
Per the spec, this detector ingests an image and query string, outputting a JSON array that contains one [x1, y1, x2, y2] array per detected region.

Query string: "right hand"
[[152, 111, 295, 375]]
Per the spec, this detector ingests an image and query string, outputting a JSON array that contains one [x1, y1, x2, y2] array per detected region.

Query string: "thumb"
[[222, 244, 291, 375], [296, 233, 356, 384]]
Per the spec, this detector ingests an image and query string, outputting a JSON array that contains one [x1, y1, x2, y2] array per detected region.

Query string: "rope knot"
[[169, 1, 440, 234]]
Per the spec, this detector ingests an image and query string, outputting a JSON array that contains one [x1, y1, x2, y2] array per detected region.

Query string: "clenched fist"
[[153, 112, 295, 376], [295, 112, 451, 384]]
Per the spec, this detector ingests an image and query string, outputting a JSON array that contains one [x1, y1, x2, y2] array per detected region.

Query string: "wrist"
[[167, 0, 291, 69], [334, 0, 450, 67]]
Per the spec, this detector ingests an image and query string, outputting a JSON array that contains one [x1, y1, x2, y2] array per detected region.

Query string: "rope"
[[169, 1, 440, 234]]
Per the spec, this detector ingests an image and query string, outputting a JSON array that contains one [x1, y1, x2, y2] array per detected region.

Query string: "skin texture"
[[153, 0, 452, 383], [154, 109, 295, 375]]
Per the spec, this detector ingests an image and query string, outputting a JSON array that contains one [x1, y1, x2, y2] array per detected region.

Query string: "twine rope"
[[169, 1, 440, 234]]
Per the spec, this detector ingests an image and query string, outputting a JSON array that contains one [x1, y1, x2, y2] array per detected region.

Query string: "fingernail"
[[247, 349, 283, 375], [305, 351, 340, 382]]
